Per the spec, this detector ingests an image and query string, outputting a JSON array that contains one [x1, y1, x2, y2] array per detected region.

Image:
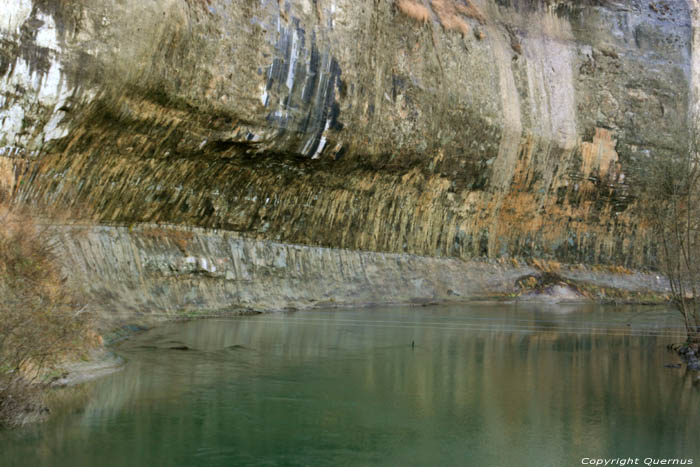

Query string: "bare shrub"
[[0, 208, 97, 428], [645, 138, 700, 343]]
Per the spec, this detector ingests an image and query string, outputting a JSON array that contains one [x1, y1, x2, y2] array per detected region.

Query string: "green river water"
[[1, 304, 699, 466]]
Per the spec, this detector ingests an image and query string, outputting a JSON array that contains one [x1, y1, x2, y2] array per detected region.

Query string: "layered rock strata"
[[53, 223, 668, 313]]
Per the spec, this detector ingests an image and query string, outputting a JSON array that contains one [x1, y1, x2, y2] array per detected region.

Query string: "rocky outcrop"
[[0, 0, 695, 310], [53, 223, 532, 313], [51, 223, 668, 314]]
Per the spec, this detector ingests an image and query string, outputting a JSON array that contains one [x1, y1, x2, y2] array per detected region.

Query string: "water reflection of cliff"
[[11, 304, 700, 466]]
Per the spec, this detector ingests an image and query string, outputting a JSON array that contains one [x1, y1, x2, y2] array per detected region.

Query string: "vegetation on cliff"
[[0, 209, 98, 428], [647, 138, 700, 347]]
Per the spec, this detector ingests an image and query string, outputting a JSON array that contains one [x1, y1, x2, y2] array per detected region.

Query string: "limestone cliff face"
[[0, 0, 696, 267]]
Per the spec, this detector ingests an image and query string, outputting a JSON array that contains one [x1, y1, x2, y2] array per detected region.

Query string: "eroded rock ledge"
[[51, 223, 669, 315]]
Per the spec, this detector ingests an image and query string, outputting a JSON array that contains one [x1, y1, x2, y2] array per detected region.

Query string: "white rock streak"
[[34, 12, 60, 49], [0, 0, 32, 34], [0, 2, 78, 149], [286, 28, 299, 91]]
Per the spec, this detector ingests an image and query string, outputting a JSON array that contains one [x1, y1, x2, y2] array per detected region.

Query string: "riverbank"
[[49, 350, 125, 388]]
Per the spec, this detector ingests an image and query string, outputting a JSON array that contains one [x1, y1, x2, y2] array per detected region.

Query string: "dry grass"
[[531, 259, 632, 276], [397, 0, 431, 23], [140, 227, 194, 253], [186, 0, 211, 6], [431, 0, 471, 36], [530, 258, 561, 273], [591, 264, 634, 275], [396, 0, 486, 37], [0, 207, 98, 428], [455, 0, 486, 23]]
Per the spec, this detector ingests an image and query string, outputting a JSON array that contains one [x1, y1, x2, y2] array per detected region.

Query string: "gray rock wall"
[[52, 223, 667, 314], [54, 223, 532, 313]]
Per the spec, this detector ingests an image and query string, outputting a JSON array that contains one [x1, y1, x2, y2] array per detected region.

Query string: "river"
[[1, 304, 698, 466]]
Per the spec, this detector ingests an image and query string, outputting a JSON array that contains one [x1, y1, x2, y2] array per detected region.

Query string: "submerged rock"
[[671, 344, 700, 371], [519, 284, 586, 304]]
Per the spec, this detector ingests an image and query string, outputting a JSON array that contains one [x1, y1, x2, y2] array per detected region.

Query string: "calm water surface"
[[2, 304, 699, 466]]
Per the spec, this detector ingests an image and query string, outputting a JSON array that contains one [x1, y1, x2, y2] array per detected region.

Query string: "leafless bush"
[[0, 208, 97, 428], [646, 138, 700, 343]]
